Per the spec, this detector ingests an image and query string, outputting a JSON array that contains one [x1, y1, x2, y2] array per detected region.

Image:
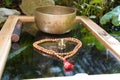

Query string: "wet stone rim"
[[33, 37, 82, 61]]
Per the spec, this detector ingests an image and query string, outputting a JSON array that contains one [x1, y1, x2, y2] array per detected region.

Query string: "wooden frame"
[[0, 16, 120, 79]]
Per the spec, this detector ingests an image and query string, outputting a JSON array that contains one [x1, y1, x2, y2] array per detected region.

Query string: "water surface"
[[2, 23, 120, 80]]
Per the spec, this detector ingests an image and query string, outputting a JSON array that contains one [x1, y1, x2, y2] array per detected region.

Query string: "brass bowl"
[[35, 6, 76, 34]]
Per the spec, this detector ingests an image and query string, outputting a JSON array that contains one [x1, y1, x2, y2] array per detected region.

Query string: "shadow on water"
[[2, 23, 120, 80]]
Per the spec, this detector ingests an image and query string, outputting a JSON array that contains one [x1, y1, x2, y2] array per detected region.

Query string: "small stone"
[[50, 66, 61, 73], [0, 8, 20, 16], [0, 8, 20, 24]]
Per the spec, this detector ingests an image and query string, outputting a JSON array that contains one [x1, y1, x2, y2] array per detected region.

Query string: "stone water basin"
[[2, 23, 120, 80]]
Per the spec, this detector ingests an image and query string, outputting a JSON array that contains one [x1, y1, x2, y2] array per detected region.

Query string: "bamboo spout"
[[0, 16, 18, 79], [76, 16, 120, 59]]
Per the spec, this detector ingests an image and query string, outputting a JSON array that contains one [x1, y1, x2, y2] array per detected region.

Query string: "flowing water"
[[2, 23, 120, 80]]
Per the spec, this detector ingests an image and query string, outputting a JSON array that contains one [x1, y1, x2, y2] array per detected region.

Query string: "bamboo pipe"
[[18, 16, 34, 22], [76, 16, 120, 59], [0, 16, 18, 79]]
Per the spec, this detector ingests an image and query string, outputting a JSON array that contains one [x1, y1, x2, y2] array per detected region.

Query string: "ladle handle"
[[11, 20, 22, 42]]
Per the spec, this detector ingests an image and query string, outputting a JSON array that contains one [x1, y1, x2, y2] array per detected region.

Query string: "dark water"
[[2, 23, 120, 80]]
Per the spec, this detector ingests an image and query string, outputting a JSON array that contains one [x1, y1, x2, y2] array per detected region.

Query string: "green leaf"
[[81, 30, 105, 50], [100, 6, 120, 26], [110, 31, 120, 41], [100, 12, 113, 24], [112, 6, 120, 14], [112, 15, 120, 26], [5, 0, 12, 6], [8, 46, 28, 60], [90, 0, 103, 4], [95, 40, 105, 50], [89, 15, 96, 19]]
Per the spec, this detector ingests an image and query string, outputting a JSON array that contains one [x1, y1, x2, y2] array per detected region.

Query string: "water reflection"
[[2, 24, 120, 80], [39, 41, 77, 53]]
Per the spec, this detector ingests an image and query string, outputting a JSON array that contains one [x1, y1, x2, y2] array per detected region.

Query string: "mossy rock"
[[19, 0, 55, 15], [22, 23, 39, 36], [19, 0, 55, 36]]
